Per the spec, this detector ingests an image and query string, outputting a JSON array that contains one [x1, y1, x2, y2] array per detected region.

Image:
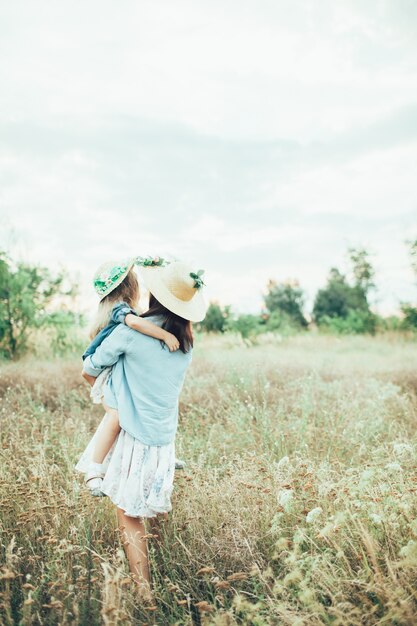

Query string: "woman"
[[75, 260, 207, 598]]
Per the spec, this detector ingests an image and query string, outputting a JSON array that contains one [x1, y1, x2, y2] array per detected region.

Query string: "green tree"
[[0, 251, 79, 358], [199, 301, 231, 333], [313, 268, 369, 325], [264, 280, 308, 328], [348, 247, 375, 295]]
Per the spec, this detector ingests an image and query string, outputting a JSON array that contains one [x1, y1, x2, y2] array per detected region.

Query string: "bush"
[[226, 314, 265, 339], [264, 310, 304, 336], [401, 304, 417, 330], [319, 310, 378, 335]]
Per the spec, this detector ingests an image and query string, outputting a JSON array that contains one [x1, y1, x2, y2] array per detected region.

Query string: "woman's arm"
[[83, 325, 131, 377], [125, 313, 180, 352]]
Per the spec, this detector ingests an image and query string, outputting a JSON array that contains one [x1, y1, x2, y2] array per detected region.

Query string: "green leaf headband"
[[190, 269, 205, 289]]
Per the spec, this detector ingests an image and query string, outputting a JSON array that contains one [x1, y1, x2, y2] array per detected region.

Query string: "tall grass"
[[0, 334, 416, 625]]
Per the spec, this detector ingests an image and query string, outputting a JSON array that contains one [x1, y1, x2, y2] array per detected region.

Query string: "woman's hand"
[[82, 370, 97, 387], [163, 332, 180, 352]]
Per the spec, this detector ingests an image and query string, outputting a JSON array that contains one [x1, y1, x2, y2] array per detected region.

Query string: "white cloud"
[[272, 142, 417, 218], [1, 1, 416, 139], [0, 0, 416, 315]]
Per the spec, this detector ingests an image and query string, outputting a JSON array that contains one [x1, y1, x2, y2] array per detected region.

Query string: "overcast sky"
[[1, 0, 416, 315]]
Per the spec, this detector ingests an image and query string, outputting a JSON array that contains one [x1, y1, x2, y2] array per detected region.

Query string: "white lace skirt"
[[74, 413, 176, 518]]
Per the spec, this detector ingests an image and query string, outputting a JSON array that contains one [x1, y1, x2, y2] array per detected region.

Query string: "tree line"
[[199, 242, 417, 338], [0, 242, 416, 358]]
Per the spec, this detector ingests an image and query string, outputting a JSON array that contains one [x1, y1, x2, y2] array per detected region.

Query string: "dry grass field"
[[1, 333, 417, 625]]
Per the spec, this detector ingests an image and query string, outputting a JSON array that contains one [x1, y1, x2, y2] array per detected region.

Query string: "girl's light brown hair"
[[89, 270, 139, 339]]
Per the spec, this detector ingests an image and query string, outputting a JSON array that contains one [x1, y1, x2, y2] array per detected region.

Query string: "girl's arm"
[[124, 313, 180, 352]]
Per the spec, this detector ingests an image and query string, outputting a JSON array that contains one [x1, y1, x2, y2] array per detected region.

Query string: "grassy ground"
[[0, 333, 416, 625]]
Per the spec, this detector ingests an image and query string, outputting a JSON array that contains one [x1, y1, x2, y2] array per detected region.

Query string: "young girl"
[[81, 257, 180, 495]]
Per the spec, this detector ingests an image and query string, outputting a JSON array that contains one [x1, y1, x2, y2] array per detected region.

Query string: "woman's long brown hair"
[[141, 294, 193, 353]]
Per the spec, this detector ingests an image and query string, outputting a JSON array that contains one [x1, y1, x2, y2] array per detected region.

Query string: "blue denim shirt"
[[82, 302, 137, 361], [82, 316, 192, 445]]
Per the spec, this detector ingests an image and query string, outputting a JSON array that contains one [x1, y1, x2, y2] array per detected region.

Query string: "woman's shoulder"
[[142, 314, 165, 326], [112, 323, 133, 340]]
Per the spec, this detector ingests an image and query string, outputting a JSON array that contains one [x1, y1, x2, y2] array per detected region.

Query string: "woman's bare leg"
[[92, 408, 121, 464], [117, 508, 152, 597]]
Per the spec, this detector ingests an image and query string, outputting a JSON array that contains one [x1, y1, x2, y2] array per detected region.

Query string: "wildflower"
[[194, 601, 214, 612], [197, 567, 215, 575], [299, 588, 315, 605], [318, 521, 335, 538], [385, 462, 403, 472], [278, 488, 294, 509], [369, 513, 383, 525], [283, 569, 303, 586], [393, 442, 414, 458], [318, 481, 334, 496], [227, 572, 248, 581], [271, 512, 284, 533], [275, 537, 289, 551], [359, 469, 375, 485], [399, 539, 417, 566], [306, 507, 322, 523], [22, 583, 35, 590], [215, 580, 230, 590], [276, 456, 290, 470]]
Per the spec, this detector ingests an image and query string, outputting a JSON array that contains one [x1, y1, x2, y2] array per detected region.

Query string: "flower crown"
[[134, 256, 169, 268]]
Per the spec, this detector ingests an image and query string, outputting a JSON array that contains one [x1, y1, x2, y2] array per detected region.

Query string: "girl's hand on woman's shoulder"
[[163, 332, 180, 352]]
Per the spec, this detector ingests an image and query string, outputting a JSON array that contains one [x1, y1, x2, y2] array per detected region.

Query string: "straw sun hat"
[[138, 260, 208, 323], [93, 257, 207, 322]]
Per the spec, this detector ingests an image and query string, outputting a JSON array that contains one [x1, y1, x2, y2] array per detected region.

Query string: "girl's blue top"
[[82, 315, 192, 446], [82, 302, 136, 360]]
